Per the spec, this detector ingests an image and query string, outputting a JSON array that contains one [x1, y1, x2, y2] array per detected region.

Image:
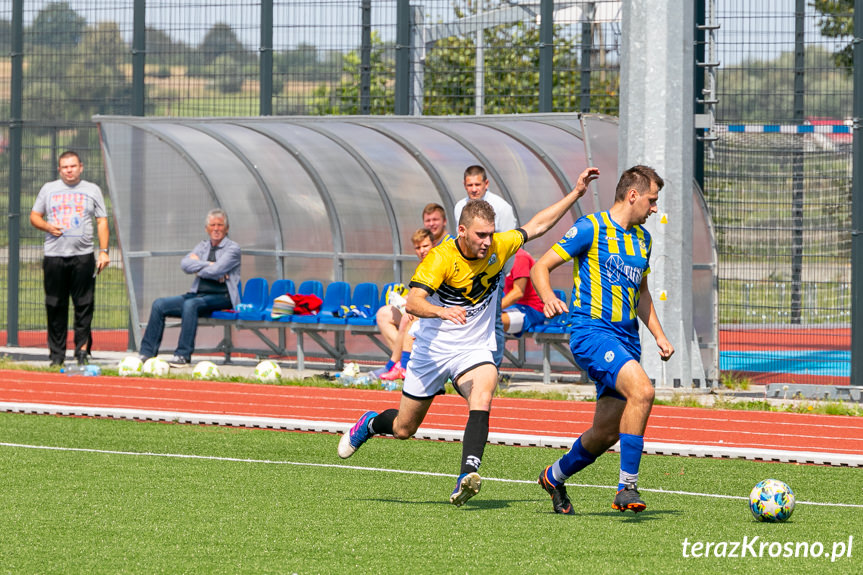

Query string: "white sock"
[[619, 470, 638, 487]]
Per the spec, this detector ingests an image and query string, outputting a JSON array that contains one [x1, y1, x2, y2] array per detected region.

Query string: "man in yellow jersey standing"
[[533, 165, 674, 515], [338, 166, 600, 507]]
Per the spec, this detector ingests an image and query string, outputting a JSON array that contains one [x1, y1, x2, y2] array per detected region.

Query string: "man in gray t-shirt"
[[30, 151, 110, 367]]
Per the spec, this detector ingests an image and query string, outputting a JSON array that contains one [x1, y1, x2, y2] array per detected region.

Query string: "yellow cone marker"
[[660, 213, 668, 224], [659, 291, 667, 301]]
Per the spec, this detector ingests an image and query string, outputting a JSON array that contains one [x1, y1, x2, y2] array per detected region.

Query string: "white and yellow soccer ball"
[[749, 479, 795, 522], [192, 360, 221, 380], [142, 357, 170, 376], [117, 356, 144, 377], [254, 360, 282, 382]]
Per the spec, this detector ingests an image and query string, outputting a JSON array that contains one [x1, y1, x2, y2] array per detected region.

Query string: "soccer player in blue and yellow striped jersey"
[[533, 165, 674, 515]]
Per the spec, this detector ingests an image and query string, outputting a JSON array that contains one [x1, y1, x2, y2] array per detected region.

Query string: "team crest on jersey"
[[564, 227, 578, 239], [604, 350, 615, 363], [488, 254, 498, 265]]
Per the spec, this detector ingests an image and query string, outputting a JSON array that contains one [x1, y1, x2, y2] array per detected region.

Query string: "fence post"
[[790, 0, 805, 323], [260, 0, 273, 115], [851, 0, 863, 385], [360, 0, 371, 115], [5, 0, 23, 347], [131, 0, 145, 116], [395, 0, 410, 115], [538, 0, 553, 112], [580, 3, 594, 113]]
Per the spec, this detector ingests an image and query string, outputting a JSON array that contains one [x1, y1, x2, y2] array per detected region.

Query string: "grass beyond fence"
[[0, 413, 859, 574]]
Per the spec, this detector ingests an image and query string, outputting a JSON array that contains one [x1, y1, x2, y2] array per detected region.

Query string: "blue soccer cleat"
[[338, 410, 378, 459], [449, 472, 482, 507]]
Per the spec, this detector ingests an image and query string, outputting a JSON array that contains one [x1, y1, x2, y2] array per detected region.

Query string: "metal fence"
[[703, 0, 854, 384], [0, 0, 856, 384], [0, 0, 623, 345]]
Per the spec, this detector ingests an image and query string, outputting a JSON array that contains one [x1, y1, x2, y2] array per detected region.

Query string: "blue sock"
[[400, 351, 411, 368], [384, 359, 395, 371], [551, 436, 597, 484], [618, 433, 644, 490]]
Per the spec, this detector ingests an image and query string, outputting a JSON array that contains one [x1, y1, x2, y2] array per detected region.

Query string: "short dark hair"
[[463, 165, 487, 181], [58, 150, 81, 165], [614, 165, 664, 202], [459, 199, 496, 228]]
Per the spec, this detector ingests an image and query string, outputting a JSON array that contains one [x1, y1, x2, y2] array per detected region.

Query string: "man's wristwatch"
[[100, 249, 109, 254]]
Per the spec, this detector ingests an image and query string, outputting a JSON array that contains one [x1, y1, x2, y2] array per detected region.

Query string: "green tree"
[[198, 23, 250, 67], [717, 46, 852, 122], [0, 19, 11, 50], [146, 27, 189, 67], [812, 0, 853, 72], [210, 54, 248, 94], [312, 31, 394, 115], [29, 1, 86, 48], [68, 22, 132, 115], [424, 20, 584, 115]]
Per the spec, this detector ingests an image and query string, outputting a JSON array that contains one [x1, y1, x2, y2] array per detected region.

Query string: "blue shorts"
[[569, 329, 641, 401]]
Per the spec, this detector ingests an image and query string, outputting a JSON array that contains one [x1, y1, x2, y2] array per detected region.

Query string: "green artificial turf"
[[0, 412, 859, 574]]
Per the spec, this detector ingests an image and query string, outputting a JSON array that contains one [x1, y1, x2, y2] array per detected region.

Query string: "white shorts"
[[403, 347, 496, 400]]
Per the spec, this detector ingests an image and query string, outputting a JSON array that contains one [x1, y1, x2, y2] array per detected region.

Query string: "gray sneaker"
[[168, 356, 190, 368]]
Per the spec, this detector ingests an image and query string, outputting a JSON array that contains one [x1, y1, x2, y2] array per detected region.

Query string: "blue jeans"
[[139, 292, 232, 360]]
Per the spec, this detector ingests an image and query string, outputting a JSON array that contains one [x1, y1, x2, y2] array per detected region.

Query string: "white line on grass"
[[2, 441, 861, 509]]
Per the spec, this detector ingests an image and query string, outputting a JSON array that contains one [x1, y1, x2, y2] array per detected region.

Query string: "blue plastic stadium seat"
[[532, 289, 569, 333], [345, 282, 380, 326], [243, 278, 295, 321], [315, 281, 354, 325], [379, 282, 402, 308], [211, 278, 267, 320], [278, 280, 324, 323], [296, 281, 350, 325]]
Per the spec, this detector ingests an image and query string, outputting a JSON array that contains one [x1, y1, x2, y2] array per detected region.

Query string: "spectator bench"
[[159, 278, 584, 384]]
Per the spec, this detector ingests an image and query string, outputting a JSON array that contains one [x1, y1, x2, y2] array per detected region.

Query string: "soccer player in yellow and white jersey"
[[339, 166, 601, 507], [533, 165, 674, 515]]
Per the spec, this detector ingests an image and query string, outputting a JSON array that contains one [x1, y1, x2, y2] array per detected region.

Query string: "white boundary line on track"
[[1, 440, 860, 509], [2, 401, 862, 469]]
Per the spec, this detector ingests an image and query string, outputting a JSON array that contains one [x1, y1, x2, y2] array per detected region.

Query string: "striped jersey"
[[410, 228, 526, 354], [552, 211, 651, 345]]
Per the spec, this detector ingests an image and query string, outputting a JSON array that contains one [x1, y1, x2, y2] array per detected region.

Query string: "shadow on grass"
[[577, 508, 684, 522], [360, 497, 528, 510]]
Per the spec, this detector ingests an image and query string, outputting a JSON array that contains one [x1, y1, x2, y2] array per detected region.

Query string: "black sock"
[[370, 408, 398, 435], [460, 410, 490, 475]]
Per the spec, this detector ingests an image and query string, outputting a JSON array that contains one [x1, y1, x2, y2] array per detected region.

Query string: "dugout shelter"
[[96, 113, 718, 382]]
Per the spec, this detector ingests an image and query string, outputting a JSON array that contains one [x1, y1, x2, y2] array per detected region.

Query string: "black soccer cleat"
[[612, 483, 646, 513], [538, 466, 575, 515]]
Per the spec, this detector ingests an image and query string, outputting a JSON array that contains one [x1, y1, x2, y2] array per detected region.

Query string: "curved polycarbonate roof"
[[96, 113, 717, 376]]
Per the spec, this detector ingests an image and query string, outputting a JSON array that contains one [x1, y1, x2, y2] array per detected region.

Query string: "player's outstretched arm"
[[637, 278, 674, 361], [521, 167, 599, 241], [530, 249, 569, 319], [406, 286, 466, 325]]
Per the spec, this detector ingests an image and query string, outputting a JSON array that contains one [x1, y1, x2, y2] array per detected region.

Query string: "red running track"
[[1, 369, 862, 461]]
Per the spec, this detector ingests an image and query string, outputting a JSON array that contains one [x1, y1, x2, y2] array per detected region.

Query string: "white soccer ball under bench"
[[749, 478, 795, 522], [142, 357, 170, 376], [193, 361, 221, 380], [254, 360, 282, 382], [117, 356, 143, 377]]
